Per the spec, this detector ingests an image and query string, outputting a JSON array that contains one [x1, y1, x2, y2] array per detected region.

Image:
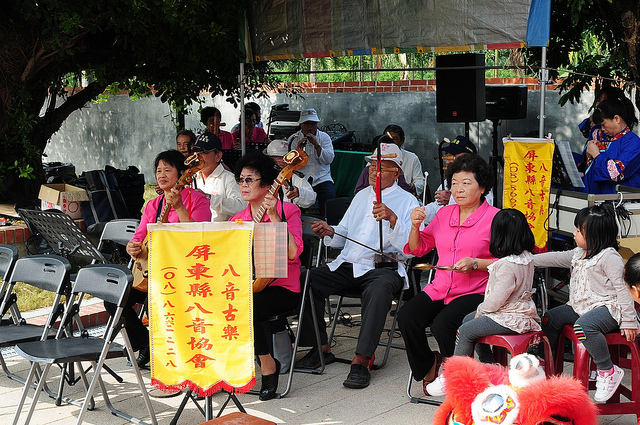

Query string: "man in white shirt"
[[287, 108, 336, 215], [265, 140, 317, 209], [191, 132, 246, 221], [296, 143, 419, 389], [384, 124, 425, 197]]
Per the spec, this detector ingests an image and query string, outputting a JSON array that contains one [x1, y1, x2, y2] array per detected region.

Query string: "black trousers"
[[397, 291, 484, 381], [104, 287, 149, 352], [299, 263, 403, 358], [253, 285, 300, 356]]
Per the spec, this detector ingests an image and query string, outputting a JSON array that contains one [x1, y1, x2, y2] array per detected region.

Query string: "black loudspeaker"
[[486, 85, 528, 120], [436, 53, 486, 123]]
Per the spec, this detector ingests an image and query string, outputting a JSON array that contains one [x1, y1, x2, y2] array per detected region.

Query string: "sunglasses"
[[236, 177, 261, 185]]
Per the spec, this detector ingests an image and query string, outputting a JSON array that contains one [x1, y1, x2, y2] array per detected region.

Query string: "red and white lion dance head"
[[433, 354, 598, 425]]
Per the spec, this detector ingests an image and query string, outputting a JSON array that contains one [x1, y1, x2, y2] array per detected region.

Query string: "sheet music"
[[553, 140, 585, 188]]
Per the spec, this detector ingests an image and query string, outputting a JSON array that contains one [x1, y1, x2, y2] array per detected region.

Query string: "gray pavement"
[[1, 298, 638, 424]]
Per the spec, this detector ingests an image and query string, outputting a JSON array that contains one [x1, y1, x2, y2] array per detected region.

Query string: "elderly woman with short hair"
[[397, 154, 499, 396]]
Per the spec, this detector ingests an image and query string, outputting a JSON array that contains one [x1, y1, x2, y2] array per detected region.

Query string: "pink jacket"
[[404, 201, 499, 304]]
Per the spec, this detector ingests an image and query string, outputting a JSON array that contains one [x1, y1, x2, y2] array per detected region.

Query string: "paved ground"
[[1, 298, 639, 424]]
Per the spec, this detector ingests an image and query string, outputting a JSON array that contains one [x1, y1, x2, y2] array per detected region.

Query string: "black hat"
[[442, 135, 477, 155], [193, 131, 222, 152]]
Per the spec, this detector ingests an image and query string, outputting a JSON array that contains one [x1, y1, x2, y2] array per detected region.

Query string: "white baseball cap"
[[265, 140, 289, 157], [298, 108, 320, 124]]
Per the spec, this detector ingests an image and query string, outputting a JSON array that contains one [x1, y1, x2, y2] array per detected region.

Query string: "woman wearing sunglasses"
[[230, 151, 303, 400]]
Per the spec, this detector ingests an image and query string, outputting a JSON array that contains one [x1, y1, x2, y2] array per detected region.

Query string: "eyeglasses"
[[236, 177, 261, 185], [370, 165, 399, 173]]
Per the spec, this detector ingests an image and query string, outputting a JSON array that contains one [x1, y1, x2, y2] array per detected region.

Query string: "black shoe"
[[136, 346, 151, 369], [259, 359, 281, 401], [295, 348, 336, 369], [343, 364, 371, 389]]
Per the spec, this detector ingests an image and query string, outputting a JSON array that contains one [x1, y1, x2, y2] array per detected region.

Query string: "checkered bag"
[[254, 222, 288, 278]]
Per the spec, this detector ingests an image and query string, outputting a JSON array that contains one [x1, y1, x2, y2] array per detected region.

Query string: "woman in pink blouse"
[[114, 150, 212, 369], [230, 151, 303, 400], [397, 154, 499, 396]]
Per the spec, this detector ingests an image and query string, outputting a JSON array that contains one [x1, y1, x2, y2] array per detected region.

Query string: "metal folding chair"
[[0, 255, 71, 383], [326, 276, 407, 370], [95, 219, 139, 266], [0, 244, 20, 323], [12, 264, 157, 425], [246, 216, 325, 400]]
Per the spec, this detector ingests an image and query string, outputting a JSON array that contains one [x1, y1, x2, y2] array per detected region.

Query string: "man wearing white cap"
[[287, 108, 335, 214], [296, 142, 418, 389], [265, 140, 317, 209]]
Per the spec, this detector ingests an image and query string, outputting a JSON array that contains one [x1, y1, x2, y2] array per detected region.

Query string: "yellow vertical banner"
[[147, 221, 255, 396], [503, 137, 554, 249]]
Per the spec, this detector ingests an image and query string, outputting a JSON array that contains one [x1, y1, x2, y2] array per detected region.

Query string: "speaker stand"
[[490, 119, 504, 209]]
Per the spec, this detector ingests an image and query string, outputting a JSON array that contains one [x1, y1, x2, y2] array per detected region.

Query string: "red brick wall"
[[272, 77, 556, 94]]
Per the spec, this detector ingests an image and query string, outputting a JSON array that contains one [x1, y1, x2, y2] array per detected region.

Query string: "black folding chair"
[[0, 255, 71, 383], [95, 219, 139, 266], [12, 264, 157, 425], [0, 244, 20, 323], [245, 216, 325, 400], [323, 196, 352, 227], [326, 275, 409, 370], [93, 219, 147, 320]]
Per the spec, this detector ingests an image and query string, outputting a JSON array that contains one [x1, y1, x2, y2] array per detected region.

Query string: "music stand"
[[16, 209, 106, 263]]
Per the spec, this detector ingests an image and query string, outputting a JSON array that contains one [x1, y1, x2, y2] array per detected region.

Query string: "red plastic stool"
[[476, 331, 555, 376], [556, 324, 640, 424]]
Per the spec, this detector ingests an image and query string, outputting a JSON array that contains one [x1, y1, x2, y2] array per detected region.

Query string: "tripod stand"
[[489, 119, 504, 209], [169, 389, 246, 425]]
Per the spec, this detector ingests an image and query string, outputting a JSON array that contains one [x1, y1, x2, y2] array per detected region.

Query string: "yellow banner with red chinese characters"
[[503, 138, 554, 249], [147, 221, 255, 396]]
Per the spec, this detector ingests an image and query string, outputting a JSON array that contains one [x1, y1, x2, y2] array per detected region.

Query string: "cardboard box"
[[619, 237, 640, 263], [38, 184, 89, 219]]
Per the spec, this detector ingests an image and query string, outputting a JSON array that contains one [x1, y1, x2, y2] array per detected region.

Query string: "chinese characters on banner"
[[147, 221, 255, 396], [503, 137, 554, 250]]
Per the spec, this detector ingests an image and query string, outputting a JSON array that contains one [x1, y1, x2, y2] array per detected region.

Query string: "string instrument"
[[374, 138, 397, 268], [252, 144, 308, 292], [299, 218, 455, 272], [132, 153, 205, 291]]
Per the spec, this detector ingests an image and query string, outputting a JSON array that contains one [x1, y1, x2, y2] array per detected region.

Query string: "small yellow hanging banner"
[[503, 137, 554, 249], [147, 221, 255, 396]]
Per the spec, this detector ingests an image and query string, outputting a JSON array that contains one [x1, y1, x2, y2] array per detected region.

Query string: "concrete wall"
[[45, 83, 593, 191]]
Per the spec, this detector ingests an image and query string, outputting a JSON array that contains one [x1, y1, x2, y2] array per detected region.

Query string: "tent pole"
[[538, 46, 548, 138], [240, 63, 246, 155]]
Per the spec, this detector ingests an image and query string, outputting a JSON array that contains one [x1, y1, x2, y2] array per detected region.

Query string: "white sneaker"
[[594, 365, 624, 403], [425, 375, 446, 397]]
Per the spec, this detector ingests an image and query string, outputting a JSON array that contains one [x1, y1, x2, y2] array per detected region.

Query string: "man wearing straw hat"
[[296, 142, 419, 389]]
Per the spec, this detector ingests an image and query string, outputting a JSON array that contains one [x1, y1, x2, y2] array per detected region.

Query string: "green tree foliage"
[[0, 0, 273, 202], [270, 50, 529, 83], [545, 0, 640, 108]]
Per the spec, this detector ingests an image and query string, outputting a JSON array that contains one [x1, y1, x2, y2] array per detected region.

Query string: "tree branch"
[[32, 81, 107, 150]]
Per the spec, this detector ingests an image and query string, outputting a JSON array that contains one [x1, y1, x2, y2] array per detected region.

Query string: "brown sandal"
[[422, 351, 442, 396]]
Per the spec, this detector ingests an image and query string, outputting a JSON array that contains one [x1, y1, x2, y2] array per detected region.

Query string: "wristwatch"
[[472, 258, 478, 270]]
